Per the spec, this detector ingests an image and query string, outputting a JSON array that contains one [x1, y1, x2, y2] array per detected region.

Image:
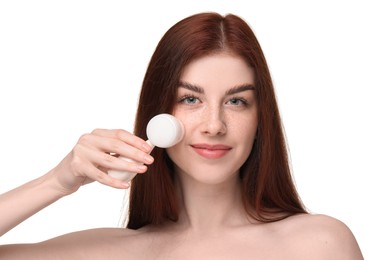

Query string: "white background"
[[0, 1, 389, 259]]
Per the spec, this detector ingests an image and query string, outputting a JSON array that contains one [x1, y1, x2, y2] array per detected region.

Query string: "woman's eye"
[[179, 95, 200, 105], [227, 98, 247, 106]]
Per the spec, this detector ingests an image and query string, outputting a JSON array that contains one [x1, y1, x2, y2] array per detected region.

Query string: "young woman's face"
[[167, 53, 258, 185]]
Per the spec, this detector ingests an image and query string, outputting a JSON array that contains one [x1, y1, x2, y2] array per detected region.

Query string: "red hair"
[[127, 12, 306, 229]]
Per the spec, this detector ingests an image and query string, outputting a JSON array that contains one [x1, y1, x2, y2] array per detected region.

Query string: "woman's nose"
[[200, 107, 227, 136]]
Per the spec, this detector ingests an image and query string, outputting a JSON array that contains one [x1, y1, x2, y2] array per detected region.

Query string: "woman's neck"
[[174, 172, 251, 233]]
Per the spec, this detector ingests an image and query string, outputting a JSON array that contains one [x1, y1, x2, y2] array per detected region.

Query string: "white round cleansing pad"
[[146, 113, 184, 148], [108, 114, 184, 182]]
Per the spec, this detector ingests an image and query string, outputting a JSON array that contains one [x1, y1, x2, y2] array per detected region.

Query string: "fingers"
[[74, 159, 131, 189], [90, 149, 149, 174], [80, 129, 154, 165], [69, 128, 154, 189], [91, 129, 152, 154]]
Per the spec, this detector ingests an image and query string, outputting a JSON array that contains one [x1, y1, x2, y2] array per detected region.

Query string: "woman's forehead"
[[179, 53, 255, 92]]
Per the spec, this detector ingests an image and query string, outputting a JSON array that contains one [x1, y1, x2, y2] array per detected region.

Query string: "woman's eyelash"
[[227, 97, 249, 106], [178, 94, 200, 104]]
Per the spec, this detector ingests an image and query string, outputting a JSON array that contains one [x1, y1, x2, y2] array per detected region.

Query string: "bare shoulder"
[[278, 213, 363, 259], [0, 227, 145, 260]]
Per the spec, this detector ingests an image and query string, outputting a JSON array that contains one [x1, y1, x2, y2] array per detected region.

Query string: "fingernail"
[[144, 155, 154, 164], [137, 165, 147, 172], [142, 143, 152, 152]]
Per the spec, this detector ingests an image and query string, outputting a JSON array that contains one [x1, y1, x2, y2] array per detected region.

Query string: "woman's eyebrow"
[[225, 84, 255, 95], [178, 82, 204, 94], [178, 81, 255, 95]]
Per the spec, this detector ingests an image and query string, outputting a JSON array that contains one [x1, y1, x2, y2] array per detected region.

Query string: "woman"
[[0, 12, 363, 259]]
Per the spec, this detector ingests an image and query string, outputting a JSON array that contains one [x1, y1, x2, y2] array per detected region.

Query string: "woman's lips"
[[191, 144, 232, 159]]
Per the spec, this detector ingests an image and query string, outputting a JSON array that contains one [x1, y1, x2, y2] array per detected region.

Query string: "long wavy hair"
[[127, 12, 306, 229]]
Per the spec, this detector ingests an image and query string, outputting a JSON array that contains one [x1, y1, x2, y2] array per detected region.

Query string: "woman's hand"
[[52, 129, 154, 194], [0, 129, 153, 237]]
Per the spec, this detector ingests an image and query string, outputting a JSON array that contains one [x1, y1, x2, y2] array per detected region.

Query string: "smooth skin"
[[0, 53, 363, 259]]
